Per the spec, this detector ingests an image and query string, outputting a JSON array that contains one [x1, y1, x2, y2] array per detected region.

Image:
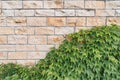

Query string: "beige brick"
[[8, 35, 27, 44], [107, 17, 120, 25], [0, 45, 15, 51], [55, 9, 75, 16], [28, 36, 47, 44], [0, 52, 7, 59], [35, 27, 54, 35], [55, 27, 74, 34], [115, 10, 120, 16], [44, 0, 63, 8], [0, 17, 6, 26], [23, 1, 43, 8], [7, 17, 27, 26], [96, 10, 115, 16], [36, 45, 54, 51], [0, 10, 1, 15], [2, 1, 22, 9], [17, 60, 35, 66], [0, 10, 14, 16], [27, 52, 47, 59], [35, 10, 54, 16], [48, 36, 64, 44], [0, 27, 14, 34], [67, 17, 86, 27], [0, 36, 7, 44], [15, 10, 34, 16], [0, 60, 16, 64], [76, 10, 94, 16], [8, 52, 27, 59], [64, 1, 84, 8], [106, 1, 120, 9], [0, 1, 1, 8], [15, 27, 34, 35], [27, 17, 46, 26], [85, 1, 105, 9], [75, 27, 93, 32], [87, 17, 105, 26], [47, 17, 66, 26], [16, 45, 35, 51]]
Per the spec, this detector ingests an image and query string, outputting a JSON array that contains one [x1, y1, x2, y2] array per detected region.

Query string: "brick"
[[115, 10, 120, 16], [48, 36, 64, 44], [47, 17, 66, 26], [8, 35, 27, 44], [7, 17, 27, 26], [55, 9, 75, 16], [0, 52, 7, 59], [27, 17, 46, 26], [16, 45, 35, 51], [17, 60, 35, 66], [87, 17, 105, 26], [106, 1, 120, 9], [107, 17, 120, 25], [0, 60, 16, 64], [0, 10, 1, 15], [27, 52, 47, 59], [2, 1, 22, 9], [55, 27, 74, 34], [8, 52, 27, 59], [15, 10, 34, 16], [28, 36, 47, 44], [85, 1, 105, 9], [35, 10, 54, 16], [23, 1, 43, 8], [0, 36, 7, 44], [0, 1, 1, 8], [76, 10, 94, 16], [0, 45, 15, 51], [35, 27, 54, 35], [15, 27, 34, 35], [36, 45, 54, 51], [44, 0, 63, 8], [96, 10, 115, 16], [67, 17, 86, 27], [0, 27, 14, 34], [64, 1, 84, 8], [0, 10, 14, 16], [75, 27, 93, 32], [0, 17, 6, 26]]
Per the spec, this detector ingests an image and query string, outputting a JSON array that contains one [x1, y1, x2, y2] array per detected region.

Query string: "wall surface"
[[0, 0, 120, 65]]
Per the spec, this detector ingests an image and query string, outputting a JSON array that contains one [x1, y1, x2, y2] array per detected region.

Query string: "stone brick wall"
[[0, 0, 120, 65]]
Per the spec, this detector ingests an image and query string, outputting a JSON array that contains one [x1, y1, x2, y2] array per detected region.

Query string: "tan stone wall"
[[0, 0, 120, 65]]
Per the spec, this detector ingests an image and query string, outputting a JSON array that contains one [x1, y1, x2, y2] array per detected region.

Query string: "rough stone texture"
[[47, 17, 66, 26], [35, 10, 54, 16], [44, 0, 63, 8], [64, 1, 84, 8], [23, 1, 43, 8], [0, 0, 120, 65], [76, 10, 95, 16], [85, 1, 105, 9], [2, 1, 22, 9], [7, 17, 27, 26], [35, 27, 54, 35], [87, 17, 105, 26], [107, 17, 120, 25], [67, 17, 86, 26], [28, 36, 47, 44], [27, 17, 46, 26], [106, 1, 120, 9]]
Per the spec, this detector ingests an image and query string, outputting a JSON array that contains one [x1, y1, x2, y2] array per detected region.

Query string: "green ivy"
[[0, 24, 120, 80]]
